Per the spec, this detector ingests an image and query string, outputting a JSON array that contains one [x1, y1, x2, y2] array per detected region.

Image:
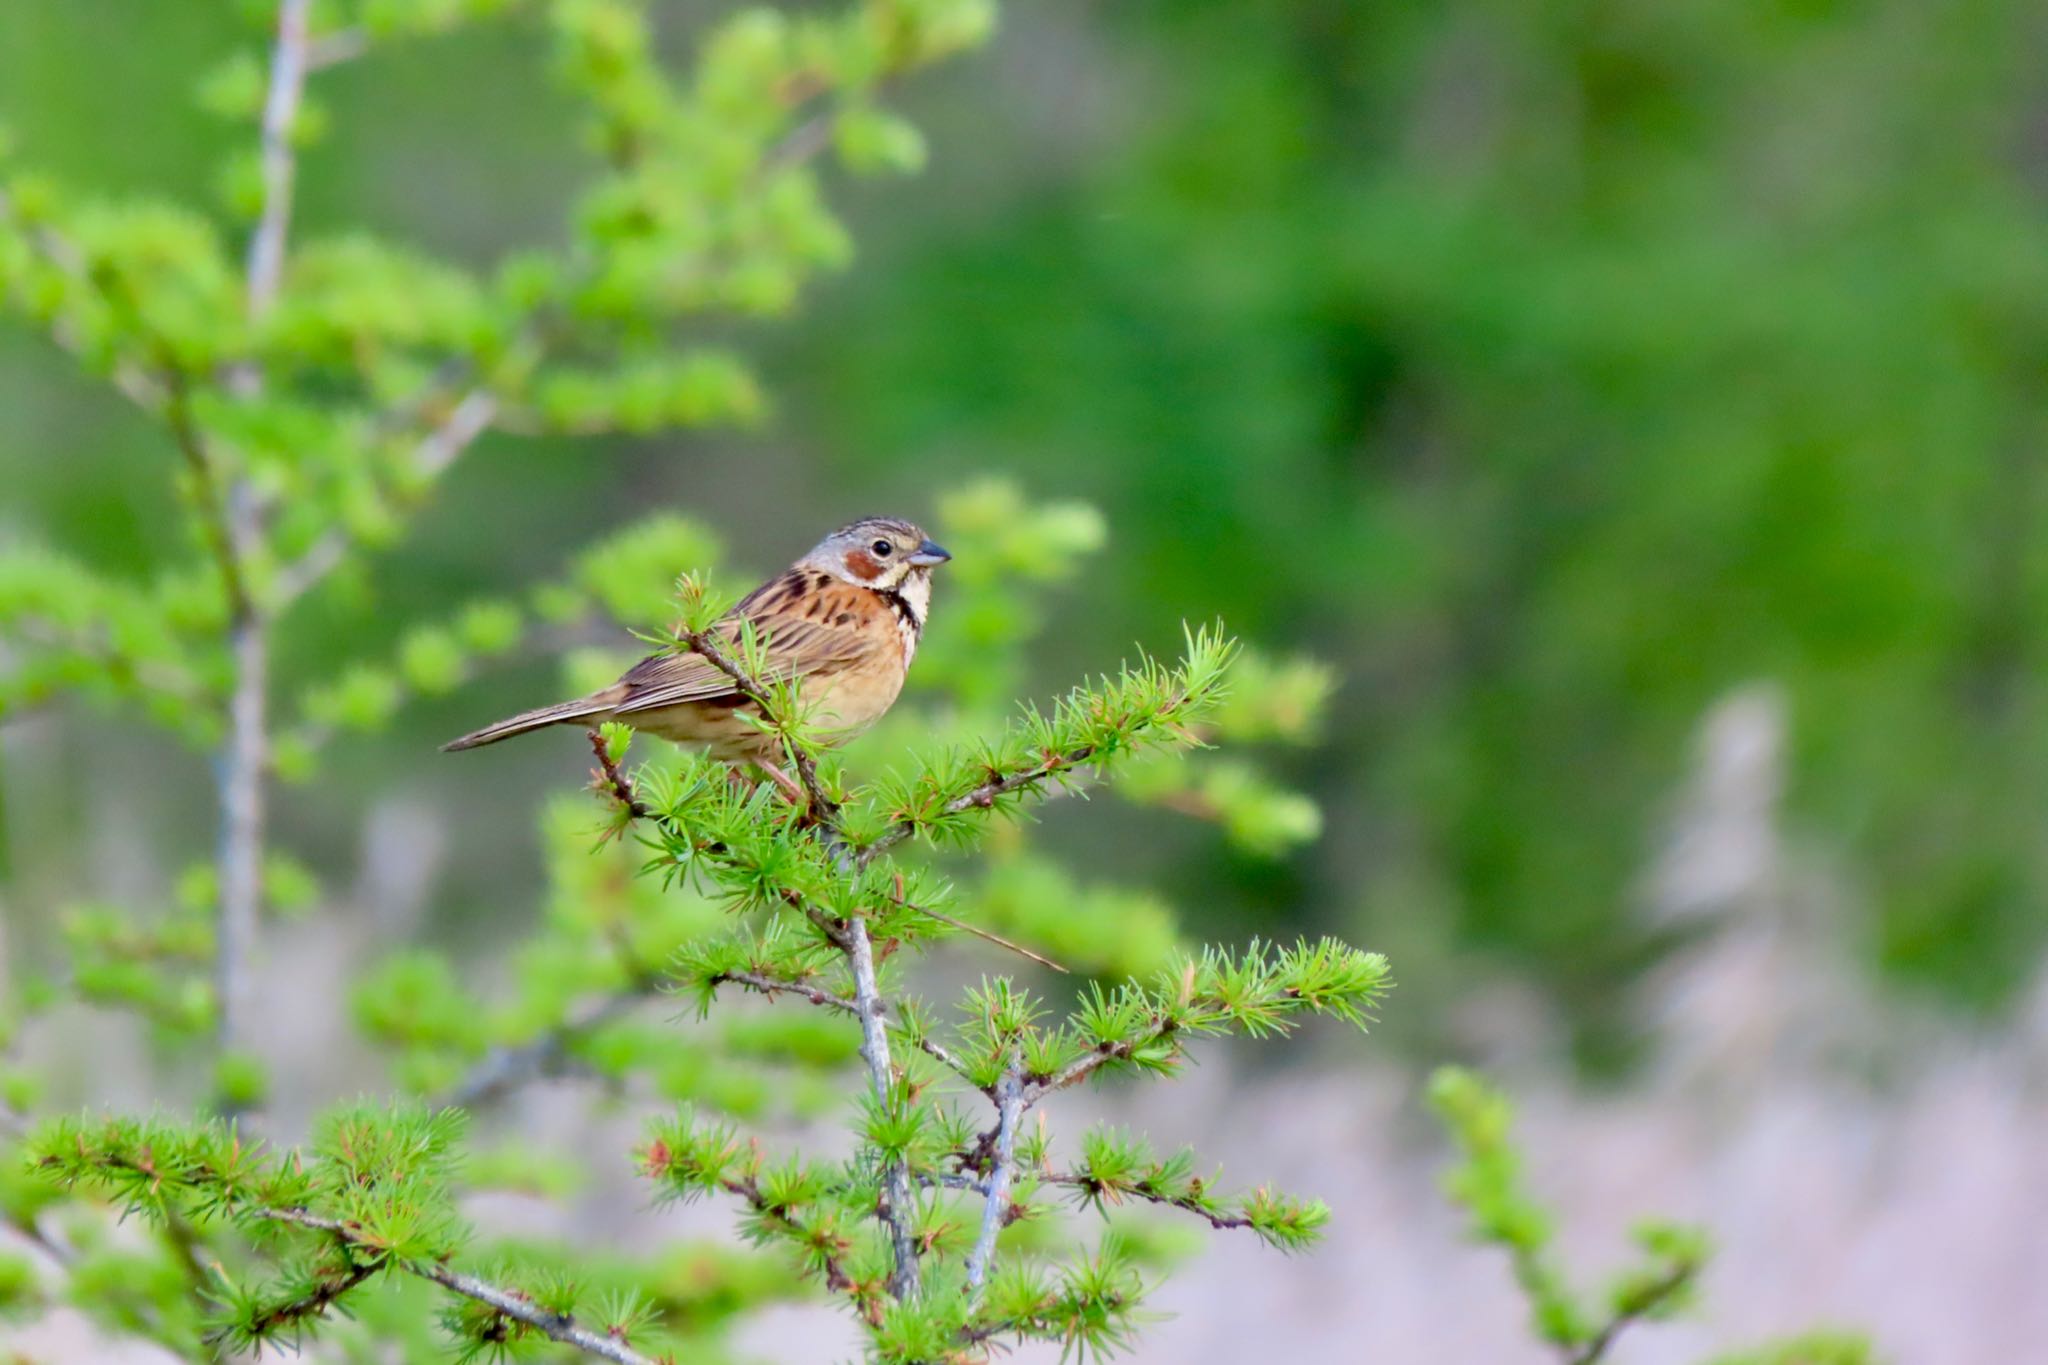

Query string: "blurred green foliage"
[[788, 0, 2048, 1039], [4, 0, 2045, 1063], [1431, 1065, 1877, 1365]]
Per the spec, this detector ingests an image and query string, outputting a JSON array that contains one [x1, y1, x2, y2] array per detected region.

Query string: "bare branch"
[[243, 0, 312, 322], [759, 73, 904, 179], [212, 0, 318, 1075], [710, 968, 973, 1080], [214, 616, 268, 1066], [270, 386, 500, 607], [889, 888, 1067, 973], [963, 1068, 1023, 1294], [763, 111, 837, 175], [431, 988, 657, 1112], [305, 27, 368, 71], [411, 384, 502, 480], [714, 967, 854, 1015]]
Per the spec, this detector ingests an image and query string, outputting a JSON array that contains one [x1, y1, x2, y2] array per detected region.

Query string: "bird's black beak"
[[908, 538, 952, 567]]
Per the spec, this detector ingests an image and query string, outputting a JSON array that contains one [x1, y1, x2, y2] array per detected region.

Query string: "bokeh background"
[[5, 2, 2048, 1360]]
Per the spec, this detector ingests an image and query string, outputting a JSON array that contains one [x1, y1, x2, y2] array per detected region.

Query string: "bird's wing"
[[610, 570, 891, 716]]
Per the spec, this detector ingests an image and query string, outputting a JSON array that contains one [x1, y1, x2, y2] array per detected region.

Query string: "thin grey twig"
[[712, 968, 973, 1080], [845, 915, 923, 1299], [759, 71, 910, 179], [257, 1209, 659, 1365], [715, 968, 853, 1014], [1036, 1170, 1256, 1232], [213, 0, 314, 1073], [243, 0, 312, 323], [433, 986, 656, 1112], [963, 1068, 1024, 1294], [418, 386, 500, 470], [305, 27, 367, 70], [890, 889, 1067, 973], [763, 111, 837, 175], [213, 613, 268, 1066], [270, 387, 500, 606]]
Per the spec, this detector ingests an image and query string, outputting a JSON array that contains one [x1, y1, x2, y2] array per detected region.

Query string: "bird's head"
[[803, 516, 951, 594]]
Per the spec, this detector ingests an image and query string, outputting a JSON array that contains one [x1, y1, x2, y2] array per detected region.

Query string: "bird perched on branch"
[[443, 516, 950, 769]]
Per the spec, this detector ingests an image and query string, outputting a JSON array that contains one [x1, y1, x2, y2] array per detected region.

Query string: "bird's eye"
[[871, 539, 893, 557]]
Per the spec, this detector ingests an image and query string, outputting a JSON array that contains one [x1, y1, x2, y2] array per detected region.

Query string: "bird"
[[442, 516, 951, 774]]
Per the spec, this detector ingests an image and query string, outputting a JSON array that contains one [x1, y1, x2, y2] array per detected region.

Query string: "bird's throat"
[[879, 572, 930, 669], [884, 571, 931, 632]]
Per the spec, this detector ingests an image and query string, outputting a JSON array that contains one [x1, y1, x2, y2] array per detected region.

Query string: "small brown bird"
[[443, 516, 950, 765]]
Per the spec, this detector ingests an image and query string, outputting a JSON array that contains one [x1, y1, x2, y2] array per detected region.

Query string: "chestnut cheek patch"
[[843, 550, 881, 581]]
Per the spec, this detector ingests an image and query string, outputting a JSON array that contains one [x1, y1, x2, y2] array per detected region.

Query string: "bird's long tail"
[[441, 693, 617, 751]]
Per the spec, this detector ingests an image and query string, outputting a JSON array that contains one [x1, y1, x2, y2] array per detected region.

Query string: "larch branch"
[[1036, 1170, 1256, 1233], [855, 745, 1099, 865], [963, 1067, 1023, 1294], [844, 915, 923, 1299], [1020, 1031, 1156, 1107], [257, 1209, 661, 1365]]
